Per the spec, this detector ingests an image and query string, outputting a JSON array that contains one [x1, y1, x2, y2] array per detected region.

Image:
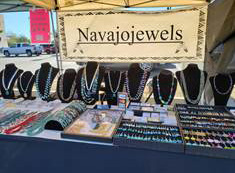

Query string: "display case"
[[113, 121, 184, 153], [61, 109, 123, 143]]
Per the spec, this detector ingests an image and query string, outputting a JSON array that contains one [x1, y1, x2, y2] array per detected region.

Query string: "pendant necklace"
[[108, 71, 123, 97], [180, 70, 205, 104], [156, 73, 175, 105], [81, 64, 100, 103], [58, 73, 76, 102], [19, 72, 34, 98], [125, 70, 148, 101], [213, 74, 233, 95], [2, 69, 19, 96], [36, 67, 53, 100]]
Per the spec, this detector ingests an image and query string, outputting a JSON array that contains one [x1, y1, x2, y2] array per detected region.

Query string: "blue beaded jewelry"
[[156, 73, 175, 105], [36, 67, 53, 101]]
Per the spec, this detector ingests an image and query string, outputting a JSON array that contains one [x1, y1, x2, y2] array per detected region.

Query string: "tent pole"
[[50, 10, 62, 74]]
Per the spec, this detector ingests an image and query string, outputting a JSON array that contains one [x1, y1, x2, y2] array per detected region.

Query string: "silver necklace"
[[19, 72, 34, 98], [213, 74, 233, 95], [180, 70, 205, 104], [2, 69, 19, 96], [84, 64, 100, 92], [58, 73, 76, 102], [108, 71, 122, 97]]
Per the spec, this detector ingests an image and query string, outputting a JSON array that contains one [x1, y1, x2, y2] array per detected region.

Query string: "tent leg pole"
[[50, 10, 62, 74]]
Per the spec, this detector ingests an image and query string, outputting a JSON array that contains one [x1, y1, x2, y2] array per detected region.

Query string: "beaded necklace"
[[81, 65, 100, 104], [36, 67, 53, 100], [156, 73, 175, 105], [213, 74, 233, 95], [58, 73, 76, 102], [180, 70, 205, 105], [125, 70, 148, 101], [2, 69, 19, 96], [19, 72, 34, 98], [108, 71, 123, 97]]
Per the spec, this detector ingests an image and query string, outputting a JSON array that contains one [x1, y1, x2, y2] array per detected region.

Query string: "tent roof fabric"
[[57, 0, 208, 11], [0, 0, 37, 12]]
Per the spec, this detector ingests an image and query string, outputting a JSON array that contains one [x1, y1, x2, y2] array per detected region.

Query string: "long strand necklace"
[[125, 70, 148, 101], [213, 74, 233, 95], [2, 69, 19, 96], [156, 73, 175, 105], [108, 71, 122, 97], [35, 67, 53, 100], [58, 73, 76, 102], [19, 72, 34, 98], [180, 70, 205, 104], [81, 65, 99, 103]]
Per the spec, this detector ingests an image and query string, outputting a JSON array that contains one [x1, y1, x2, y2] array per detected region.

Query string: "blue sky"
[[2, 12, 56, 39]]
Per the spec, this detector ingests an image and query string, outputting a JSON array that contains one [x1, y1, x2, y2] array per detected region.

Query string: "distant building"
[[0, 15, 8, 48]]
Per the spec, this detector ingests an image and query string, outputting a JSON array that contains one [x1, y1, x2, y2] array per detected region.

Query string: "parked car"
[[40, 44, 57, 54], [2, 43, 42, 57]]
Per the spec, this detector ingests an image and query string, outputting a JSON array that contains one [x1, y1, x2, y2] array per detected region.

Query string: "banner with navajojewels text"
[[58, 7, 207, 62]]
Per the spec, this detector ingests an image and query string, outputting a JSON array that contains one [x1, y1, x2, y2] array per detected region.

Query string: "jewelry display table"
[[0, 130, 235, 173]]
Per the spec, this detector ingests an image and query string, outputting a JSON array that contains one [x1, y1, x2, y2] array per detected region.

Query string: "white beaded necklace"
[[180, 70, 205, 105], [213, 74, 233, 95], [108, 71, 122, 97], [2, 69, 19, 96], [58, 73, 76, 102], [19, 72, 34, 98], [84, 64, 100, 93]]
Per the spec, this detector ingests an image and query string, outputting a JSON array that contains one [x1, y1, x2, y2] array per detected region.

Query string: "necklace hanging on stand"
[[35, 67, 53, 100], [19, 72, 34, 98], [125, 70, 148, 101], [180, 71, 205, 104], [156, 73, 175, 105], [81, 65, 100, 103], [58, 74, 76, 102], [213, 74, 233, 95], [2, 69, 19, 96], [108, 71, 122, 98]]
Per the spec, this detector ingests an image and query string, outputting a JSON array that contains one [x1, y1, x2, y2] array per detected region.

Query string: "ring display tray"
[[113, 121, 184, 153]]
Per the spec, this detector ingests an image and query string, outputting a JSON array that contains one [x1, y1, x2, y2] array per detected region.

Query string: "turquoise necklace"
[[156, 73, 175, 105], [36, 67, 53, 101]]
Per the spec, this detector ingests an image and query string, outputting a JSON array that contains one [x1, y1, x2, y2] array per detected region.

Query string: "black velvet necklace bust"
[[0, 63, 23, 99], [210, 73, 234, 106], [76, 61, 105, 105], [104, 70, 125, 105], [152, 70, 177, 105], [17, 71, 35, 100], [176, 64, 207, 105], [125, 63, 150, 102], [35, 62, 59, 101], [57, 68, 77, 103]]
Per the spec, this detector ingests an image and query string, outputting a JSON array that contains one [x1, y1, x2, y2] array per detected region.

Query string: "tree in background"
[[7, 33, 31, 47]]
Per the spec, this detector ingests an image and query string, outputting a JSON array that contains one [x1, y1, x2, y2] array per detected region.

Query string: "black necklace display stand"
[[176, 64, 207, 105], [0, 63, 23, 99], [126, 63, 150, 102], [209, 73, 234, 106], [104, 70, 125, 105], [17, 71, 35, 100], [76, 61, 105, 105], [152, 70, 177, 105], [57, 69, 77, 103], [35, 63, 59, 101]]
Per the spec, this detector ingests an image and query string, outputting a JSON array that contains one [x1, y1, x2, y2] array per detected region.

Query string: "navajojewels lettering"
[[77, 25, 183, 45]]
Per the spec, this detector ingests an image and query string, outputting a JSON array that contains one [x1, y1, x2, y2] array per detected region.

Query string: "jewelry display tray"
[[175, 104, 235, 159], [181, 127, 235, 159], [61, 109, 123, 143], [113, 121, 184, 153], [175, 104, 235, 131]]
